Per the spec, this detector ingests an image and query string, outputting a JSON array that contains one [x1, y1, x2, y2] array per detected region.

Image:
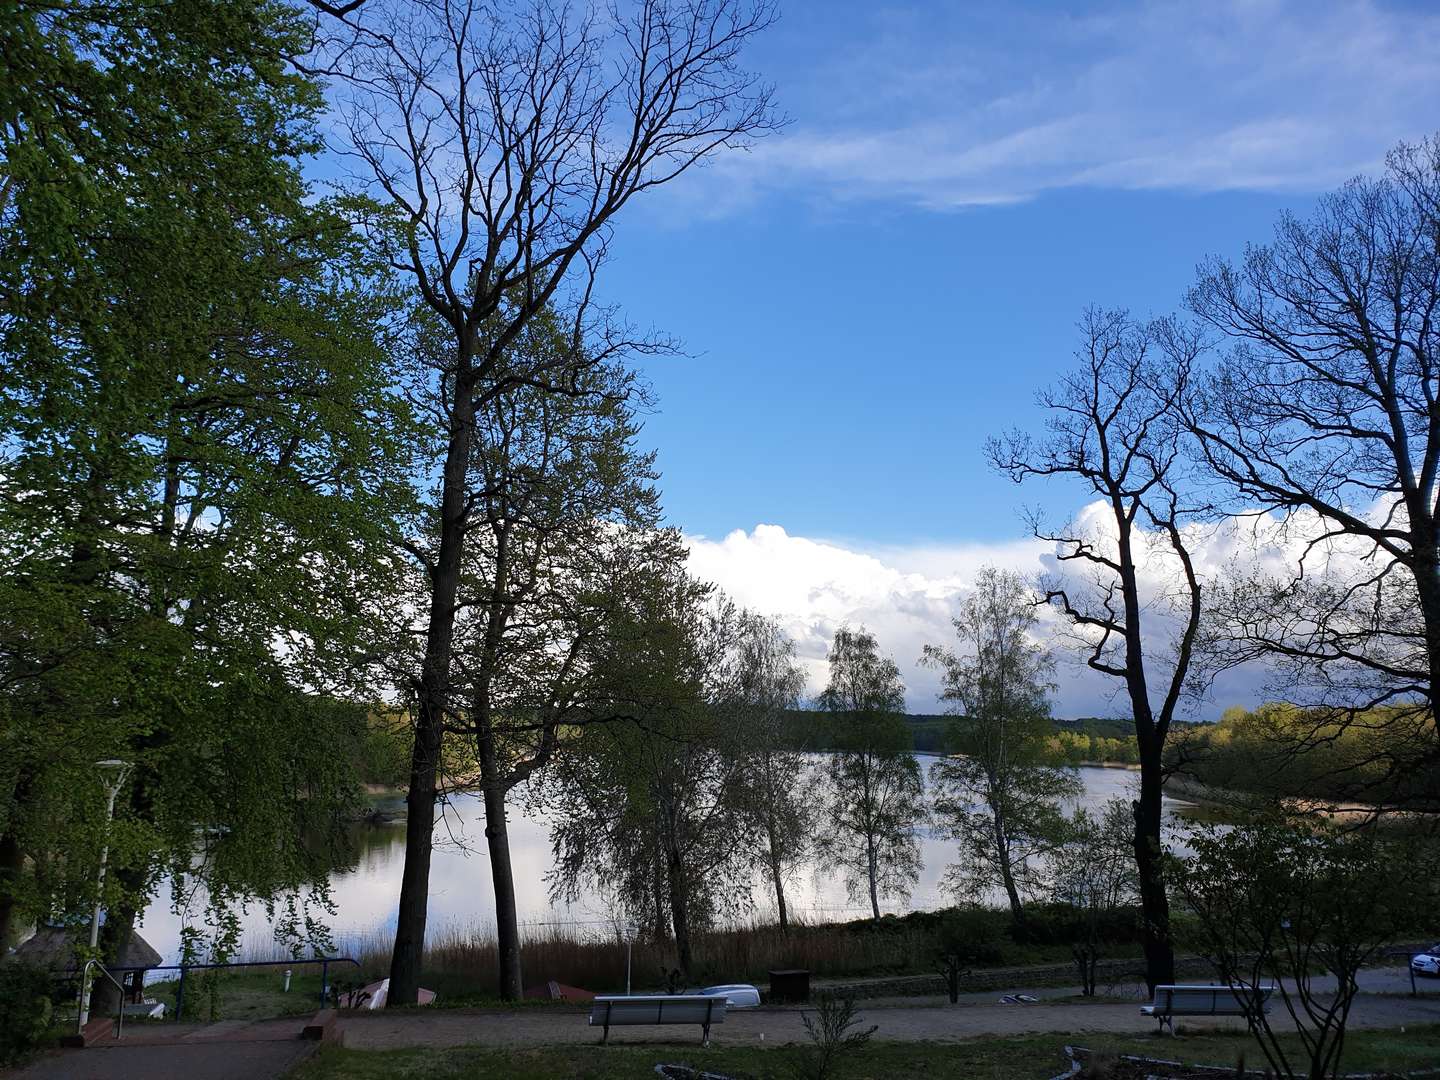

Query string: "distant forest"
[[787, 710, 1145, 763]]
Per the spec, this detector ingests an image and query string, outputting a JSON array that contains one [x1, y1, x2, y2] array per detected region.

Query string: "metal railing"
[[97, 956, 361, 1020], [78, 960, 126, 1040]]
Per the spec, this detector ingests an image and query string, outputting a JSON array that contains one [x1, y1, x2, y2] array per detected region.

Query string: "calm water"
[[136, 760, 1194, 965]]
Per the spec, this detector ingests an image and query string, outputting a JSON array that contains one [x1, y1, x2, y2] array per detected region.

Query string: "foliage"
[[1172, 816, 1440, 1080], [729, 612, 813, 931], [544, 580, 767, 975], [0, 0, 413, 973], [1049, 799, 1140, 994], [794, 994, 878, 1080], [0, 961, 53, 1065], [1169, 703, 1440, 811], [814, 628, 926, 919], [924, 567, 1082, 921]]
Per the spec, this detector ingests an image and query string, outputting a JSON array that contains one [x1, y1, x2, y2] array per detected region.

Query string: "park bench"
[[588, 994, 728, 1045], [1141, 984, 1275, 1033]]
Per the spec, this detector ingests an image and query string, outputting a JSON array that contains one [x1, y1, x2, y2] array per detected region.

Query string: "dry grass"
[[339, 917, 937, 999]]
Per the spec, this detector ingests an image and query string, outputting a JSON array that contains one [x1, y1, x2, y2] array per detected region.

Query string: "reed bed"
[[338, 915, 938, 998]]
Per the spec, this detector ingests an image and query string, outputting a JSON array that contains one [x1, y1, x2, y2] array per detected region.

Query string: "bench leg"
[[702, 1021, 711, 1047], [601, 1022, 609, 1045]]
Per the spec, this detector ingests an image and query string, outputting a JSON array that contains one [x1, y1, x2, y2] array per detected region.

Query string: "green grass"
[[288, 1037, 1070, 1079], [143, 969, 335, 1023], [285, 1026, 1440, 1080]]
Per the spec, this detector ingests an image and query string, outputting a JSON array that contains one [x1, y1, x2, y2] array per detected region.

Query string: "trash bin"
[[768, 968, 810, 1003]]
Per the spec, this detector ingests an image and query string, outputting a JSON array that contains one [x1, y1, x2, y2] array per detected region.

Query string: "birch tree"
[[815, 628, 924, 919]]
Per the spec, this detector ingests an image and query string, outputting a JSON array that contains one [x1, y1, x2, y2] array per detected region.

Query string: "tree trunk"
[[770, 850, 789, 933], [387, 365, 476, 1006], [652, 838, 671, 941], [387, 710, 441, 1005], [0, 827, 22, 951], [665, 846, 693, 976], [480, 762, 523, 1000], [866, 831, 880, 920], [1132, 749, 1174, 992], [992, 810, 1025, 925]]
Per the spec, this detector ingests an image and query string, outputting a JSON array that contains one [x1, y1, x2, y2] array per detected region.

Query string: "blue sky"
[[576, 0, 1440, 711], [595, 0, 1440, 547]]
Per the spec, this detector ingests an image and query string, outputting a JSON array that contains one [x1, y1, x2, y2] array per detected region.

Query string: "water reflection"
[[137, 761, 1194, 964]]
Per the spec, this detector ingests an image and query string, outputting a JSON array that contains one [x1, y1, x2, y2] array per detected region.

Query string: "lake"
[[136, 760, 1194, 965]]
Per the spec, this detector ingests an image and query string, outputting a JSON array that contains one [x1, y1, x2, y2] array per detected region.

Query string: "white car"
[[1411, 946, 1440, 977], [700, 983, 761, 1008]]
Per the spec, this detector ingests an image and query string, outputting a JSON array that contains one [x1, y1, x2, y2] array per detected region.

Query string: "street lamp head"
[[95, 759, 130, 770]]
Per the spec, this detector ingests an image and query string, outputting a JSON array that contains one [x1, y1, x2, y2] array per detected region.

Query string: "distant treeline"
[[784, 710, 1143, 764], [1167, 704, 1440, 810]]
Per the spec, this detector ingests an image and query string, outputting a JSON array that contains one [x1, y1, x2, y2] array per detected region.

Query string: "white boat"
[[699, 983, 760, 1008]]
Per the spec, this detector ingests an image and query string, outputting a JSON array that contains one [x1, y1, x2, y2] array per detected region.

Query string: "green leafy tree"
[[1173, 817, 1439, 1080], [1, 0, 413, 990], [924, 568, 1081, 925], [547, 580, 760, 976], [815, 628, 924, 919], [1051, 798, 1138, 995], [434, 322, 664, 999], [730, 611, 811, 932]]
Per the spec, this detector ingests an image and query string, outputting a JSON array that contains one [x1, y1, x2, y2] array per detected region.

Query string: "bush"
[[0, 961, 55, 1065]]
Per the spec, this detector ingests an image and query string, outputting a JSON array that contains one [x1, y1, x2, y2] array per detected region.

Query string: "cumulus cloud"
[[683, 0, 1440, 212], [683, 511, 1297, 718]]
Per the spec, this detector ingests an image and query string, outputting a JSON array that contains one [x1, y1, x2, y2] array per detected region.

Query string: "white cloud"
[[683, 519, 1135, 715], [683, 510, 1322, 718], [684, 0, 1440, 211]]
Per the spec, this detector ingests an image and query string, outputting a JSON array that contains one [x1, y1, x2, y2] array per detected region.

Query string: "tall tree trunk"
[[665, 846, 693, 976], [479, 741, 523, 1000], [388, 683, 443, 1005], [1132, 745, 1174, 992], [992, 811, 1025, 924], [0, 773, 29, 951], [767, 833, 789, 933], [0, 827, 24, 951], [652, 838, 671, 941], [865, 831, 880, 920], [388, 366, 476, 1006]]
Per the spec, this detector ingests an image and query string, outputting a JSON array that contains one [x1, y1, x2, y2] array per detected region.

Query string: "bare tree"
[[312, 0, 777, 1004], [989, 309, 1203, 991], [1183, 137, 1440, 803]]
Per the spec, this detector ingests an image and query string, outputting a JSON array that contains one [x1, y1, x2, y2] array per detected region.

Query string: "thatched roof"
[[12, 924, 162, 972]]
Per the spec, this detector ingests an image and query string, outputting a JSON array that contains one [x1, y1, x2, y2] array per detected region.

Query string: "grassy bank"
[[287, 1026, 1440, 1080]]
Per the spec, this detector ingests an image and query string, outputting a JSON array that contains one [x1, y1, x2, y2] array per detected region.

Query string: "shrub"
[[0, 962, 55, 1065]]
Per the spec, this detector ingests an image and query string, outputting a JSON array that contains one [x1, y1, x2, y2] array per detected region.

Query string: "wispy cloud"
[[693, 0, 1440, 211]]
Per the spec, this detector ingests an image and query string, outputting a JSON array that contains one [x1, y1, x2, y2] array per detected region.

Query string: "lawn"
[[286, 1026, 1440, 1079]]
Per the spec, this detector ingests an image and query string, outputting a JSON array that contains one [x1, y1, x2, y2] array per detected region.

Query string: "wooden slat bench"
[[588, 994, 728, 1045], [1141, 984, 1275, 1033]]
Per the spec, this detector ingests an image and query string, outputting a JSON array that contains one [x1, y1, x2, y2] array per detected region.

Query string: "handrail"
[[78, 959, 125, 1040], [92, 956, 362, 1019]]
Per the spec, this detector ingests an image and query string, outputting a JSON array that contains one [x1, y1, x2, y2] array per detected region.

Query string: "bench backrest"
[[589, 995, 728, 1025], [1151, 984, 1274, 1015]]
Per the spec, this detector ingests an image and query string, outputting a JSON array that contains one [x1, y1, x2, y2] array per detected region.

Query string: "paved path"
[[6, 1019, 317, 1080], [335, 991, 1440, 1051]]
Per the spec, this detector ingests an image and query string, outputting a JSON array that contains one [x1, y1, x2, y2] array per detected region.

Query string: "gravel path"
[[335, 991, 1440, 1050]]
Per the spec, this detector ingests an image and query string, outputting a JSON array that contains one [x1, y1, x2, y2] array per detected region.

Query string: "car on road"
[[1412, 945, 1440, 977]]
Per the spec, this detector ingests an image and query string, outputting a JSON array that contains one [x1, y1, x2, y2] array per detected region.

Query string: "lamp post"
[[77, 759, 130, 1030], [624, 923, 639, 996]]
